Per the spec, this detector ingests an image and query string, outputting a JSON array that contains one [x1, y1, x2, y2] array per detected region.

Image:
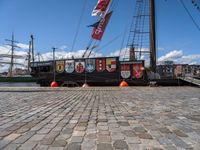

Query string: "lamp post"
[[52, 47, 56, 82], [50, 47, 58, 87]]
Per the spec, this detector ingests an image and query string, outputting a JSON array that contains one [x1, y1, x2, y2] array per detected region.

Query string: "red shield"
[[75, 61, 85, 73], [96, 59, 106, 72], [133, 64, 143, 79]]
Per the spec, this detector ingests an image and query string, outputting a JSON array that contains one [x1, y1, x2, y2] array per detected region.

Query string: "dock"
[[0, 87, 199, 150], [179, 77, 200, 87]]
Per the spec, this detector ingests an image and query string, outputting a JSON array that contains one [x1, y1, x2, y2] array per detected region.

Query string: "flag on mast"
[[92, 0, 112, 16], [92, 11, 113, 41]]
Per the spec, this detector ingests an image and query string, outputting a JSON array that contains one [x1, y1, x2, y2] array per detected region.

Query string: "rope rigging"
[[70, 0, 88, 54], [179, 0, 200, 32]]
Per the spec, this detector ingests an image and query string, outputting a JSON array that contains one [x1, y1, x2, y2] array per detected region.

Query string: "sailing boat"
[[30, 0, 156, 87]]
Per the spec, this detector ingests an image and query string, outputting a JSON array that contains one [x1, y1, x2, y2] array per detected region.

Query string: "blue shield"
[[85, 59, 95, 73]]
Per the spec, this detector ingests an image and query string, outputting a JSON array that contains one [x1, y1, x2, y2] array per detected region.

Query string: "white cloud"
[[16, 43, 29, 49], [158, 50, 200, 65], [38, 50, 103, 61], [158, 50, 183, 62]]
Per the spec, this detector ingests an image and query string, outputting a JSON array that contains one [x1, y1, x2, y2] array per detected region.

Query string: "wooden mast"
[[149, 0, 156, 72]]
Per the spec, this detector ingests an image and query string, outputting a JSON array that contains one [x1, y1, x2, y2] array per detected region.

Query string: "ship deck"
[[0, 87, 199, 150]]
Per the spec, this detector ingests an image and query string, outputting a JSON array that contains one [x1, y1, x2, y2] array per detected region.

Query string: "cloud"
[[39, 50, 103, 61], [16, 43, 29, 49], [158, 50, 183, 62], [158, 50, 200, 65]]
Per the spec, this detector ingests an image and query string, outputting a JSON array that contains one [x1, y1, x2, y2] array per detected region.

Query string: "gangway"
[[179, 77, 200, 87]]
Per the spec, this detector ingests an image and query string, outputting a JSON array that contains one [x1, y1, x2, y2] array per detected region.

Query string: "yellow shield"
[[56, 61, 64, 73]]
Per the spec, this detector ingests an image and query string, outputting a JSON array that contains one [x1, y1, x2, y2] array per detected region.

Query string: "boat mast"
[[149, 0, 156, 72]]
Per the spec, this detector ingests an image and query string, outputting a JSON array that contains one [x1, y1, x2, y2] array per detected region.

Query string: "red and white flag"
[[92, 11, 112, 41], [92, 0, 112, 16]]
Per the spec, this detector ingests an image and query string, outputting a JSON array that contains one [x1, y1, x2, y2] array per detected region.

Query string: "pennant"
[[85, 59, 95, 73], [96, 58, 106, 72], [106, 58, 116, 72], [133, 64, 143, 79], [87, 21, 99, 28], [92, 0, 111, 16], [65, 60, 74, 73], [92, 11, 113, 41], [121, 64, 131, 79], [75, 60, 85, 73], [56, 61, 65, 73]]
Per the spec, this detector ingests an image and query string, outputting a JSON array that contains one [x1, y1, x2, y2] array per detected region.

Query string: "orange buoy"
[[82, 83, 89, 88], [51, 81, 58, 87], [119, 81, 129, 87]]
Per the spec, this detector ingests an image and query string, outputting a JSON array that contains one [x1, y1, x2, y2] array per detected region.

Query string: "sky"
[[0, 0, 200, 72]]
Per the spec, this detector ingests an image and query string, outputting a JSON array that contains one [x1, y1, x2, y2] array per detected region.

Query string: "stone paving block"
[[48, 147, 64, 150], [17, 141, 37, 150], [159, 127, 172, 134], [0, 140, 10, 149], [52, 140, 67, 147], [157, 137, 172, 145], [97, 135, 111, 143], [0, 130, 12, 137], [113, 140, 129, 150], [123, 130, 136, 137], [66, 142, 81, 150], [163, 145, 177, 150], [72, 131, 85, 137], [4, 133, 21, 141], [138, 133, 153, 139], [81, 139, 96, 150], [125, 137, 141, 144], [29, 134, 46, 141], [128, 144, 147, 150], [85, 133, 97, 139], [2, 143, 20, 150], [37, 128, 52, 134], [97, 143, 113, 150], [173, 130, 188, 137], [133, 127, 147, 133], [33, 144, 49, 150], [13, 131, 35, 144], [118, 121, 130, 126], [70, 136, 83, 143]]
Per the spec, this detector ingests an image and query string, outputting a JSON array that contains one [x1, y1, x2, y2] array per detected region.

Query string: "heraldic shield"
[[75, 60, 85, 73], [121, 64, 131, 79], [96, 58, 106, 72], [133, 64, 143, 79], [106, 58, 116, 72], [65, 60, 74, 73], [56, 61, 65, 73], [85, 59, 95, 73]]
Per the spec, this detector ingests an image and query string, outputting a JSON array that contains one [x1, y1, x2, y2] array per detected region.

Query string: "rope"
[[71, 0, 88, 53], [82, 38, 93, 58], [179, 0, 200, 31]]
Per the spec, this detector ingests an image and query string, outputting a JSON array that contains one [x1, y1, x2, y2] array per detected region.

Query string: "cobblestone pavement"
[[0, 87, 200, 150]]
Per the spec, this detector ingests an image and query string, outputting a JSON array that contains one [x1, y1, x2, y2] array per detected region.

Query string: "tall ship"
[[30, 0, 198, 87]]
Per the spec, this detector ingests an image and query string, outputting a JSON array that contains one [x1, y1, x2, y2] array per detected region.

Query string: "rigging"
[[179, 0, 200, 31]]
